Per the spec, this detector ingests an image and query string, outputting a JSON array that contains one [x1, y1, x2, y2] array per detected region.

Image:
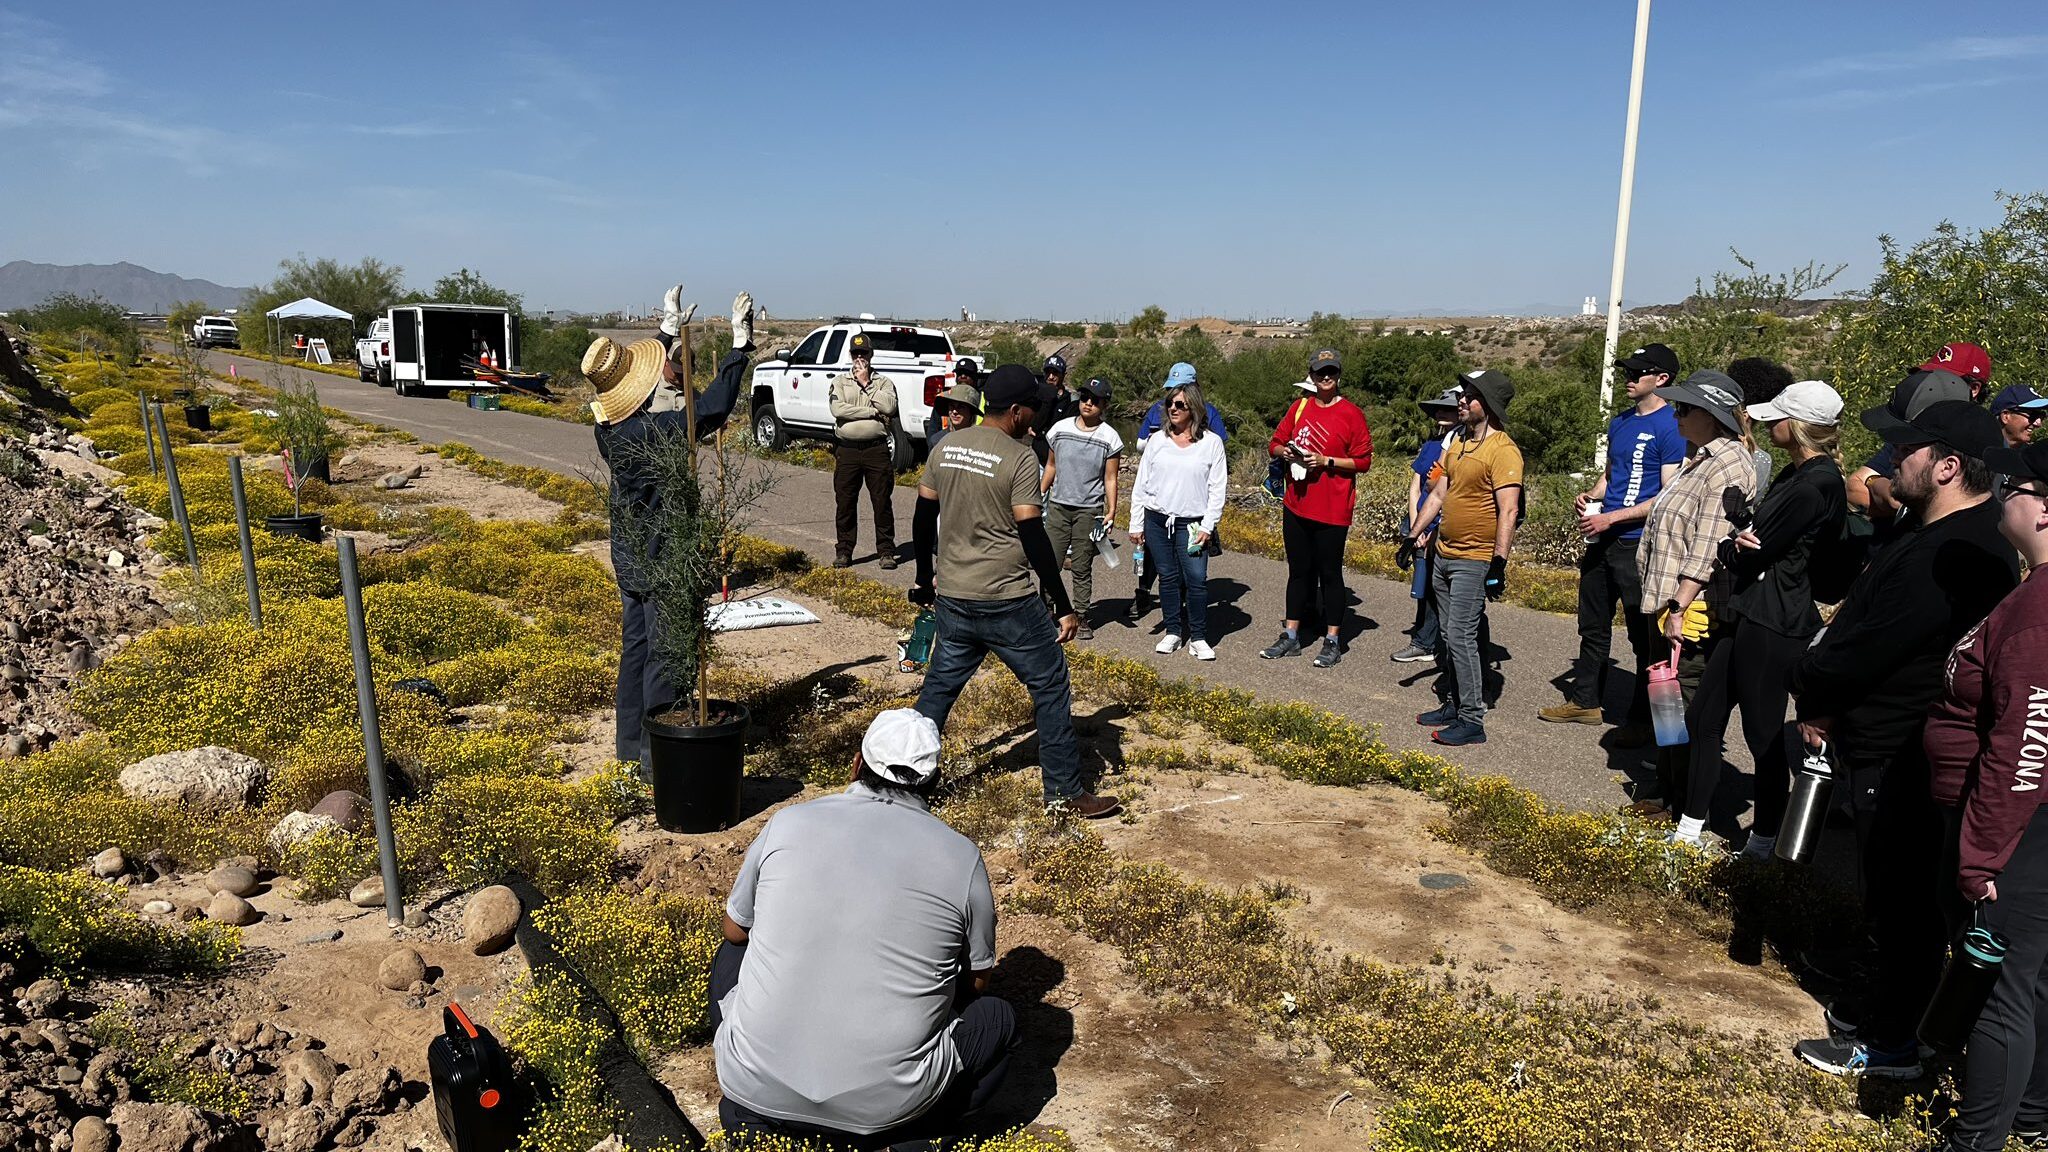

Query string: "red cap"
[[1918, 342, 1992, 383]]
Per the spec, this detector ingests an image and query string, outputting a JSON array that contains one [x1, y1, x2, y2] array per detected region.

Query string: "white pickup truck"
[[190, 315, 240, 349], [748, 319, 967, 471], [354, 318, 391, 384]]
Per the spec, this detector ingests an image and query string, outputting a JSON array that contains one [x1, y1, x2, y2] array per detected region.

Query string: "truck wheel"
[[395, 377, 413, 398], [376, 365, 392, 387], [752, 406, 789, 452], [889, 428, 915, 473], [358, 363, 373, 382]]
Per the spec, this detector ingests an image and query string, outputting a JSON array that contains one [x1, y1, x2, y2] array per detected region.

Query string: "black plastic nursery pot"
[[263, 513, 325, 543], [182, 404, 212, 431], [645, 700, 751, 834]]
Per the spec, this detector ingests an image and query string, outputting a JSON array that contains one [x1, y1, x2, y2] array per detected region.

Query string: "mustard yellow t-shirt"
[[1429, 430, 1525, 562]]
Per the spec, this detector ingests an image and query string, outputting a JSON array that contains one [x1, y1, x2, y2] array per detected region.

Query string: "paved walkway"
[[194, 346, 1745, 815]]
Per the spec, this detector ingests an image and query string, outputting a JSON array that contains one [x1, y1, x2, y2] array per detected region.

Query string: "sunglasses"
[[1079, 394, 1104, 405], [1672, 402, 1697, 417], [2012, 409, 2046, 425], [1312, 369, 1341, 381], [1998, 476, 2048, 502], [1167, 400, 1192, 412]]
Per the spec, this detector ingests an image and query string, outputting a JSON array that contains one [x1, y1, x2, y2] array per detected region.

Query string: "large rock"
[[90, 846, 126, 878], [107, 1102, 217, 1152], [118, 747, 267, 811], [72, 1115, 114, 1152], [376, 947, 425, 992], [461, 886, 520, 955], [203, 864, 259, 897], [279, 1049, 339, 1106], [348, 876, 385, 909], [309, 790, 369, 834], [266, 811, 339, 854], [205, 892, 260, 926], [264, 1106, 341, 1152], [330, 1064, 399, 1115]]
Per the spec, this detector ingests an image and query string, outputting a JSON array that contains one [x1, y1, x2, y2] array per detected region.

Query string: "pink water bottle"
[[1647, 642, 1687, 748]]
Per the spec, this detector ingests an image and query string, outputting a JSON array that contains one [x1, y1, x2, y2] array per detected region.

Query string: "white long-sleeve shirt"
[[1129, 431, 1228, 536]]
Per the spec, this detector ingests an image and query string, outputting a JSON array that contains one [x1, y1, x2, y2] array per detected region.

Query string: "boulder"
[[265, 1106, 341, 1152], [72, 1115, 114, 1152], [107, 1102, 216, 1152], [278, 1048, 339, 1106], [202, 865, 259, 898], [378, 472, 411, 491], [461, 886, 520, 955], [21, 977, 63, 1015], [205, 892, 259, 926], [265, 811, 339, 854], [376, 947, 425, 992], [90, 846, 126, 878], [309, 790, 368, 833], [142, 900, 174, 915], [330, 1064, 399, 1115], [348, 876, 385, 909], [117, 747, 267, 811]]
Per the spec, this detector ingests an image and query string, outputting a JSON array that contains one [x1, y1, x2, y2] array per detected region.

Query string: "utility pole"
[[1597, 0, 1652, 466]]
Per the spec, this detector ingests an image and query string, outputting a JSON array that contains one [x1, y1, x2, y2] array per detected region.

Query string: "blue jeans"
[[1143, 510, 1209, 642], [1431, 557, 1489, 727], [615, 589, 676, 765], [915, 595, 1085, 801]]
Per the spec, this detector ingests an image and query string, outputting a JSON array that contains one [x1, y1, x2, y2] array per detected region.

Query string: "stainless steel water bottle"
[[1919, 914, 2009, 1055], [1774, 741, 1835, 864]]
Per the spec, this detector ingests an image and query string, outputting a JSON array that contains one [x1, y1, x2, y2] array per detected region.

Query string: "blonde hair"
[[1779, 418, 1843, 470], [1168, 384, 1209, 441]]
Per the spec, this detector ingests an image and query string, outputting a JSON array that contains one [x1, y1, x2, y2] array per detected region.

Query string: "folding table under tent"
[[264, 297, 355, 359]]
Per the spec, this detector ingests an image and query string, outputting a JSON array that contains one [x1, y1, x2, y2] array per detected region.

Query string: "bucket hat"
[[1459, 369, 1515, 418], [583, 336, 669, 425], [1655, 370, 1744, 436]]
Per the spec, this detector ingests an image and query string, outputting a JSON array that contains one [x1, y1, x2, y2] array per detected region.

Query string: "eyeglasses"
[[1167, 400, 1191, 412], [1997, 476, 2048, 502]]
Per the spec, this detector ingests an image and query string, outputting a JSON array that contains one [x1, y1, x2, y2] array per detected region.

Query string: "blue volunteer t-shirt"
[[1599, 405, 1686, 540], [1411, 438, 1446, 533]]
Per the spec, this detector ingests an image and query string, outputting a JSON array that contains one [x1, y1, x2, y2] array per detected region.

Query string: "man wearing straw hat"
[[590, 286, 757, 768]]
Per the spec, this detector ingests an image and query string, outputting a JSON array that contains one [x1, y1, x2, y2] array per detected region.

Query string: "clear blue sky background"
[[4, 2, 2043, 319]]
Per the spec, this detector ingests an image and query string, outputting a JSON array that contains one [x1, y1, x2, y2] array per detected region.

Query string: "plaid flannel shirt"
[[1637, 437, 1760, 622]]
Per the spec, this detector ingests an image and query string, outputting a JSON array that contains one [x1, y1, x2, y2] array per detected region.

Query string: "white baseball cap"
[[860, 708, 943, 786], [1746, 380, 1844, 427]]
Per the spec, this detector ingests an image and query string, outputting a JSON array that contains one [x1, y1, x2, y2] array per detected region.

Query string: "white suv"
[[748, 320, 968, 470]]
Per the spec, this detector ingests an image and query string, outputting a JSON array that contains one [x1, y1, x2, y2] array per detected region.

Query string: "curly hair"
[[1725, 358, 1795, 405]]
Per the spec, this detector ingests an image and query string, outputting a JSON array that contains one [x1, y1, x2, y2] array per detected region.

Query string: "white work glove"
[[659, 283, 689, 336], [732, 290, 755, 349]]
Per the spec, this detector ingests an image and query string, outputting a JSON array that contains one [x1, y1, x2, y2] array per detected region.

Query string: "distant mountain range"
[[0, 261, 250, 313]]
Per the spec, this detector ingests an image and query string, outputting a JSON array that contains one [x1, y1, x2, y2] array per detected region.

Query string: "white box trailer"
[[386, 304, 520, 397]]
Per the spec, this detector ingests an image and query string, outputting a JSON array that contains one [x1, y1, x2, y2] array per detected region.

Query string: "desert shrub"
[[400, 764, 635, 895], [71, 387, 140, 414], [89, 1010, 256, 1117], [506, 652, 613, 713], [498, 972, 621, 1152], [0, 737, 267, 871], [14, 292, 140, 363], [531, 890, 723, 1053], [281, 827, 383, 901], [361, 581, 522, 663], [0, 864, 240, 971]]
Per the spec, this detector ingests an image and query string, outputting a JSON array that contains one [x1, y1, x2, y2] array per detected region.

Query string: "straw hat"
[[582, 336, 668, 425]]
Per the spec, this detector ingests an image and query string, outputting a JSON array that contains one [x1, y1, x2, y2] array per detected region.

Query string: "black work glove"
[[1484, 556, 1508, 601], [908, 582, 934, 607], [1395, 536, 1416, 571]]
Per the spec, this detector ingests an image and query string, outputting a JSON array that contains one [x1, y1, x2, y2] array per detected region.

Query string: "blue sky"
[[3, 2, 2044, 319]]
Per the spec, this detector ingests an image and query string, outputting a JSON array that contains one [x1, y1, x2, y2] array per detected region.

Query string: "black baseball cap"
[[983, 364, 1055, 412], [1985, 441, 2048, 485], [1875, 399, 2002, 457], [955, 357, 980, 378], [1862, 369, 1973, 434], [1309, 347, 1342, 376], [849, 332, 873, 356], [1043, 354, 1067, 375], [1615, 343, 1680, 379], [1078, 376, 1112, 402]]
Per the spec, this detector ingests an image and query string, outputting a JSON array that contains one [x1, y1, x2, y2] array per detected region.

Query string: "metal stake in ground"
[[228, 455, 263, 628], [151, 404, 201, 576], [338, 534, 405, 928], [139, 390, 159, 476]]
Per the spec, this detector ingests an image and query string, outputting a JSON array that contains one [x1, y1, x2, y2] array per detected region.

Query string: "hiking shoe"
[[1431, 720, 1487, 746], [1188, 639, 1216, 661], [1622, 798, 1671, 820], [1417, 702, 1458, 726], [1793, 1035, 1922, 1080], [1155, 634, 1184, 654], [1539, 702, 1604, 725], [1074, 624, 1094, 641], [1313, 637, 1342, 668], [1612, 722, 1653, 748], [877, 553, 899, 570], [1390, 643, 1434, 663], [1260, 633, 1302, 660], [1048, 792, 1122, 820], [832, 554, 853, 569]]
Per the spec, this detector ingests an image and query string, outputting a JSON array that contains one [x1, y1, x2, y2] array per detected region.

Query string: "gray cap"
[[1419, 387, 1462, 412], [1862, 369, 1974, 436], [1655, 369, 1744, 435]]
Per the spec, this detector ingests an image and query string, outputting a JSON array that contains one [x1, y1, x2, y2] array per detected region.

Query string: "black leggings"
[[1282, 508, 1349, 631], [1943, 806, 2048, 1150], [1681, 618, 1809, 825]]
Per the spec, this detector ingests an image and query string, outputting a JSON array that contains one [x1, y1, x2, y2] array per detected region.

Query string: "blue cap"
[[1990, 383, 2048, 415], [1163, 362, 1196, 390]]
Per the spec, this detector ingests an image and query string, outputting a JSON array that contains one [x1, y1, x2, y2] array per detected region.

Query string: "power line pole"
[[1597, 0, 1653, 466]]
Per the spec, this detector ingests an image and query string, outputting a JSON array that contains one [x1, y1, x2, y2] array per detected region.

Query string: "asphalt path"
[[194, 346, 1765, 818]]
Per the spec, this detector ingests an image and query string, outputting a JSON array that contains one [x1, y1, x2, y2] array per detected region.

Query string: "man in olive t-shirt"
[[910, 365, 1121, 819]]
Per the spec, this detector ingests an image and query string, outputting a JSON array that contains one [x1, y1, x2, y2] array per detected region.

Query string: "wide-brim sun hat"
[[936, 383, 982, 410], [583, 336, 668, 425], [1654, 369, 1745, 436]]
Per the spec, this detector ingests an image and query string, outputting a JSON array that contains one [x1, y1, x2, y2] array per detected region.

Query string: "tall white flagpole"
[[1597, 0, 1653, 466]]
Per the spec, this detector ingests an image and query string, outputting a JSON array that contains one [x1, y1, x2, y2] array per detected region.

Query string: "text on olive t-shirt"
[[919, 423, 1043, 602]]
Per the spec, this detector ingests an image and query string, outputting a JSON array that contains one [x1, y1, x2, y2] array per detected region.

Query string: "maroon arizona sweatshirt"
[[1927, 572, 2048, 900]]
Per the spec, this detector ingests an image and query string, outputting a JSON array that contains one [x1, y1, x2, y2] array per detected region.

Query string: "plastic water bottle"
[[1647, 644, 1687, 747], [1092, 521, 1121, 570], [1774, 743, 1836, 864], [1919, 916, 2009, 1055]]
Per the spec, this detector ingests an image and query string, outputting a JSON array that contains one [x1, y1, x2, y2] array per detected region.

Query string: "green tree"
[[1093, 320, 1119, 339], [1828, 191, 2048, 457], [1506, 365, 1605, 475], [983, 332, 1041, 374], [242, 255, 408, 353], [425, 268, 525, 312], [1654, 249, 1842, 378], [13, 293, 139, 363], [1127, 305, 1168, 339]]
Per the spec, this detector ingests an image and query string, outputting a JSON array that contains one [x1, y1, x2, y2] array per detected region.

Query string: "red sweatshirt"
[[1268, 396, 1373, 527], [1926, 573, 2048, 900]]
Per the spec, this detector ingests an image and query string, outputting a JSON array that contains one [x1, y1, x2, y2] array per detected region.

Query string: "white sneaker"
[[1188, 639, 1216, 661], [1155, 634, 1183, 654], [732, 290, 755, 348]]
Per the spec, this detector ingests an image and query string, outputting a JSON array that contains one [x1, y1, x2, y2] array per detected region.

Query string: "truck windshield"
[[863, 330, 951, 358]]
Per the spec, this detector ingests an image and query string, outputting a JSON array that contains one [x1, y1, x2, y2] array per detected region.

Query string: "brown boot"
[[1051, 792, 1122, 820], [1538, 702, 1604, 725]]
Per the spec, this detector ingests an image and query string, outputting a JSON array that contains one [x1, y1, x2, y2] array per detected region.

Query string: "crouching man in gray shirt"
[[709, 709, 1016, 1143]]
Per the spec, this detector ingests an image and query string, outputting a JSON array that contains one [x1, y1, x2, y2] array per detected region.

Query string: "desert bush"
[[14, 292, 140, 363], [0, 737, 268, 871], [531, 890, 724, 1053], [400, 764, 635, 895], [0, 864, 240, 971]]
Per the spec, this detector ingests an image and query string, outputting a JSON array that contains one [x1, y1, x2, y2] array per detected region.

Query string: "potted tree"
[[265, 379, 333, 542], [612, 357, 773, 833]]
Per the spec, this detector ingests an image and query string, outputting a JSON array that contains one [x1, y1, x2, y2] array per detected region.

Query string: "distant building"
[[1581, 296, 1599, 316]]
